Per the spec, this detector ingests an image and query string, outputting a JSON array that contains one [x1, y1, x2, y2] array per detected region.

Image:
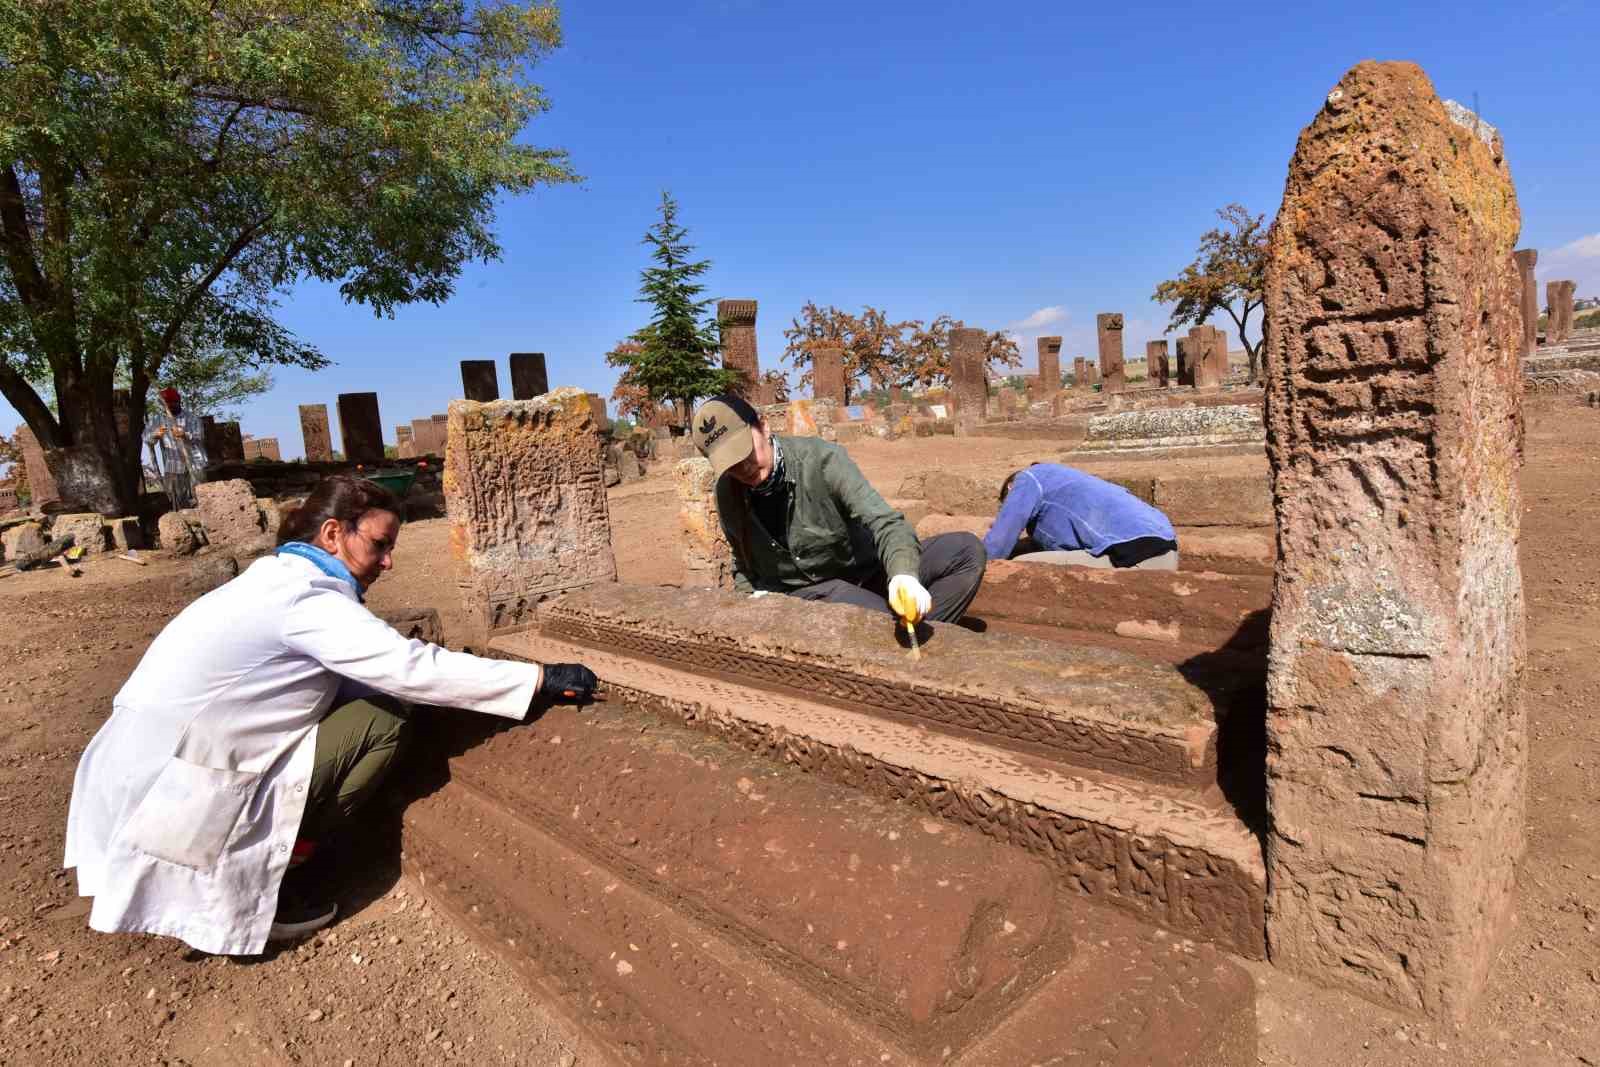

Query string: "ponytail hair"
[[276, 474, 403, 547]]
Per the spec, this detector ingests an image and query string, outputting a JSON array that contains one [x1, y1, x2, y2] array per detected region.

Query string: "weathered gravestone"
[[676, 457, 734, 589], [717, 299, 760, 390], [336, 393, 384, 465], [812, 344, 847, 405], [444, 388, 617, 634], [1036, 336, 1062, 391], [1262, 61, 1526, 1021], [460, 359, 500, 403], [1512, 250, 1537, 356], [1147, 340, 1170, 387], [1096, 314, 1126, 393], [509, 352, 549, 400], [949, 327, 987, 417], [299, 405, 333, 462]]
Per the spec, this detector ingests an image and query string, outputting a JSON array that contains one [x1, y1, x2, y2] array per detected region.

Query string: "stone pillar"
[[586, 393, 610, 432], [1146, 341, 1170, 387], [1512, 250, 1537, 356], [948, 327, 987, 423], [676, 457, 734, 589], [717, 299, 760, 390], [509, 352, 549, 400], [13, 424, 59, 508], [336, 392, 384, 464], [1072, 357, 1087, 387], [461, 359, 500, 402], [1262, 61, 1525, 1021], [445, 388, 617, 634], [1174, 338, 1195, 386], [1546, 279, 1576, 344], [1036, 336, 1062, 390], [410, 419, 435, 457], [255, 437, 281, 462], [1096, 314, 1126, 393], [396, 425, 416, 459], [812, 343, 847, 405], [216, 421, 245, 464], [299, 404, 333, 462], [1189, 326, 1225, 388]]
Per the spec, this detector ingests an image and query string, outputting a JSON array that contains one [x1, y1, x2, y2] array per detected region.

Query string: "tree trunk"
[[52, 365, 142, 517]]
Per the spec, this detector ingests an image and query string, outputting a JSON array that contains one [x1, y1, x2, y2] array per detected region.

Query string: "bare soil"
[[0, 398, 1595, 1065]]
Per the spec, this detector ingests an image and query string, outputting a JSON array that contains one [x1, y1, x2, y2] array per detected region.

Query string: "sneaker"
[[269, 879, 337, 942]]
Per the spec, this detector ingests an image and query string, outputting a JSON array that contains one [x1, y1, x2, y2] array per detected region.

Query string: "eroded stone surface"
[[194, 479, 265, 548], [539, 583, 1223, 783], [1097, 313, 1126, 393], [336, 392, 384, 464], [1076, 405, 1265, 452], [675, 457, 733, 589], [1262, 60, 1526, 1020], [811, 343, 847, 404], [444, 388, 616, 633]]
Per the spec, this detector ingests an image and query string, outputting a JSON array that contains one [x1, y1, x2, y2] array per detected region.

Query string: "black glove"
[[538, 663, 598, 705]]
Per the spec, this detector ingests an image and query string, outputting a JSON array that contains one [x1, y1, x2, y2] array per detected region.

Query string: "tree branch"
[[0, 357, 61, 446], [0, 165, 51, 310], [151, 215, 272, 373]]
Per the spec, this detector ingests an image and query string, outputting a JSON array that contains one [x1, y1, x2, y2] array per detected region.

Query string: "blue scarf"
[[276, 541, 365, 602]]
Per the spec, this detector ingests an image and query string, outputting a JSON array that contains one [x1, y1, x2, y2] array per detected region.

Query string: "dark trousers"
[[788, 532, 987, 623], [299, 696, 410, 843]]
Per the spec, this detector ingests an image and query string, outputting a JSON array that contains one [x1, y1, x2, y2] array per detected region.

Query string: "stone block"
[[2, 520, 45, 561], [1036, 336, 1062, 389], [195, 478, 267, 547], [811, 343, 847, 405], [49, 512, 109, 555], [786, 398, 818, 437], [1076, 405, 1265, 452], [1097, 313, 1126, 393], [1513, 249, 1537, 357], [377, 607, 445, 645], [1262, 61, 1525, 1020], [157, 511, 199, 556], [108, 516, 145, 552], [675, 457, 733, 589], [949, 327, 987, 416], [444, 388, 616, 634], [509, 352, 549, 400]]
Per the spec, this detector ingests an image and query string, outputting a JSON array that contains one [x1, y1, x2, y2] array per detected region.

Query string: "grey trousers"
[[1014, 548, 1180, 571], [787, 532, 987, 623]]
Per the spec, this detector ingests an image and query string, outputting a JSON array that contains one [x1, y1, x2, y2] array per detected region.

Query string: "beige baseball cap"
[[692, 398, 755, 479]]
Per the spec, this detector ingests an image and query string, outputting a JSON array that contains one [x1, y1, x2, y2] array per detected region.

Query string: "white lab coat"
[[63, 552, 541, 956]]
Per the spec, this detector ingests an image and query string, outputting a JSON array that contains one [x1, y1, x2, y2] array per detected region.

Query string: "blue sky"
[[4, 0, 1597, 459]]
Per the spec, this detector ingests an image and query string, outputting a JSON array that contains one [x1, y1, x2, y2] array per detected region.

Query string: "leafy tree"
[[782, 303, 911, 403], [0, 0, 576, 513], [1152, 204, 1267, 383], [606, 193, 737, 423], [896, 316, 1020, 388]]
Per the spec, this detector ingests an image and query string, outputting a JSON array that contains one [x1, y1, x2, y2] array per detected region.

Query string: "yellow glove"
[[888, 574, 931, 626]]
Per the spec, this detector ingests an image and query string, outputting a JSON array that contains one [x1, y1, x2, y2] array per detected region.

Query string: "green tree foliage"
[[606, 193, 737, 423], [0, 0, 576, 512], [1152, 203, 1268, 383]]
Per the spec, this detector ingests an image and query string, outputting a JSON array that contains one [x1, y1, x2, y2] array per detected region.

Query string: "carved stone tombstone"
[[1263, 61, 1525, 1021], [1146, 340, 1170, 387], [336, 393, 384, 465], [299, 404, 333, 462], [718, 299, 760, 389], [1036, 336, 1062, 391], [460, 359, 500, 402], [949, 327, 987, 416], [509, 352, 549, 400], [444, 388, 617, 633], [812, 343, 847, 405], [1096, 314, 1125, 393], [1174, 338, 1195, 387]]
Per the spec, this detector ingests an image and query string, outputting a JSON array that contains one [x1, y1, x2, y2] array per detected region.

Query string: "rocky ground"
[[0, 398, 1595, 1065]]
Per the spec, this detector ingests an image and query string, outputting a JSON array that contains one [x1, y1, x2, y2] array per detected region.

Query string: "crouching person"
[[984, 463, 1179, 569], [64, 474, 597, 955]]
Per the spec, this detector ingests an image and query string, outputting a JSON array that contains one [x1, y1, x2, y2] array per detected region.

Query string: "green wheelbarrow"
[[363, 468, 418, 498]]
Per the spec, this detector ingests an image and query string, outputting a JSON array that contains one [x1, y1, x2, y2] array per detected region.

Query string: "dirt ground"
[[0, 398, 1595, 1065]]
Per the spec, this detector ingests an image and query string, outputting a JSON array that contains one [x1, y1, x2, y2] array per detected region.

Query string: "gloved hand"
[[750, 590, 773, 599], [539, 663, 599, 705], [887, 574, 931, 625]]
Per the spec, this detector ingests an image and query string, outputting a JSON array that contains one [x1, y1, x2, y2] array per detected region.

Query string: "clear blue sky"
[[4, 0, 1596, 459]]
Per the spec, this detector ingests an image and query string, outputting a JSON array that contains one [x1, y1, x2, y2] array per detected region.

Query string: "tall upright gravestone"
[[948, 327, 987, 417], [1096, 314, 1126, 393], [1512, 250, 1537, 356], [1036, 336, 1062, 390], [1146, 340, 1170, 387], [717, 300, 760, 391], [337, 393, 384, 464], [509, 353, 549, 400], [1545, 279, 1576, 343], [445, 388, 617, 633], [811, 344, 847, 405], [300, 404, 334, 462], [460, 359, 500, 402], [1263, 62, 1525, 1020]]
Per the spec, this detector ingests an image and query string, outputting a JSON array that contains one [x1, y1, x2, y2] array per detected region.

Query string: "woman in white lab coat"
[[64, 475, 597, 955]]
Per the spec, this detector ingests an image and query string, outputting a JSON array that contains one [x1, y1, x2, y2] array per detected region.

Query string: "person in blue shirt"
[[982, 463, 1179, 570]]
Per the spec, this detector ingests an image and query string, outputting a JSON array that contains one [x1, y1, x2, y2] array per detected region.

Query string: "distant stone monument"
[[1036, 336, 1062, 390], [509, 352, 549, 400], [1263, 60, 1526, 1021], [812, 343, 847, 405], [1072, 357, 1087, 388], [1146, 341, 1170, 388], [1512, 250, 1537, 356], [336, 393, 384, 465], [299, 404, 333, 462], [13, 424, 59, 509], [396, 425, 415, 459], [1546, 279, 1576, 343], [1096, 314, 1126, 393], [461, 359, 500, 403], [445, 388, 616, 633], [949, 327, 987, 416], [718, 299, 760, 391]]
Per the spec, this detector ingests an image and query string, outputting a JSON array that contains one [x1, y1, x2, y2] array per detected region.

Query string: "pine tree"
[[607, 194, 738, 425]]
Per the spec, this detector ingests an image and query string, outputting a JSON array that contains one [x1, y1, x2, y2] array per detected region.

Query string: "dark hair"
[[709, 392, 762, 427], [277, 474, 403, 546], [999, 470, 1022, 503]]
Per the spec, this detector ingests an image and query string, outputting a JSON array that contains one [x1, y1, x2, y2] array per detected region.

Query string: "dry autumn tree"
[[895, 316, 1020, 389], [1152, 204, 1268, 383], [782, 303, 912, 405]]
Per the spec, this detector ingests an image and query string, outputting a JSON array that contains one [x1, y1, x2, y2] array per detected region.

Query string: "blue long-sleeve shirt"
[[982, 464, 1177, 560]]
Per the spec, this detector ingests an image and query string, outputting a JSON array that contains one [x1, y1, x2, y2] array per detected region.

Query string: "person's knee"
[[943, 531, 986, 571]]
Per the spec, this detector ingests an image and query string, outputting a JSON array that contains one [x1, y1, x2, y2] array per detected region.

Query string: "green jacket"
[[715, 435, 920, 594]]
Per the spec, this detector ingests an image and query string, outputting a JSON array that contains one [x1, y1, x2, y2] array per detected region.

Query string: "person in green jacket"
[[692, 394, 986, 623]]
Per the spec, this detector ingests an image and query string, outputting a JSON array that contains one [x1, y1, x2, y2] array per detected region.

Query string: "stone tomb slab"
[[537, 583, 1224, 785], [444, 388, 616, 634]]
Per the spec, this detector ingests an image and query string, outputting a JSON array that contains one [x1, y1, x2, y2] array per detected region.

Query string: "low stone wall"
[[1072, 404, 1265, 453]]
